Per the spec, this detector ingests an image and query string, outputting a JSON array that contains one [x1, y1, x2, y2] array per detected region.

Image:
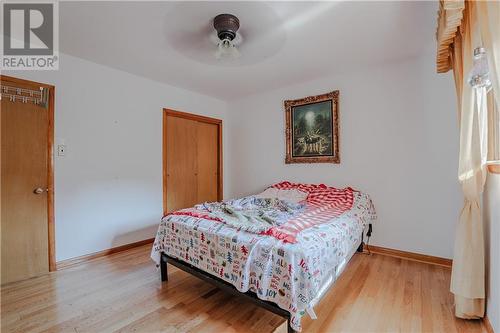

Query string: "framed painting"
[[285, 90, 339, 164]]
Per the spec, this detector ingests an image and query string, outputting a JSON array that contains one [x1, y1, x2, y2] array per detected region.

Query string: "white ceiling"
[[60, 1, 437, 101]]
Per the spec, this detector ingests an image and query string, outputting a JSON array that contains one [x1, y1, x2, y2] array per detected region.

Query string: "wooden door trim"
[[162, 108, 223, 216], [164, 108, 222, 125], [1, 75, 56, 272]]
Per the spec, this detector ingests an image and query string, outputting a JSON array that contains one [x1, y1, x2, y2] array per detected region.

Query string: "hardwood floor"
[[1, 244, 488, 333]]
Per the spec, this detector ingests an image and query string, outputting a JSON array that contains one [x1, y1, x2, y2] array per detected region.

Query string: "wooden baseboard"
[[365, 244, 452, 268], [484, 315, 495, 333], [56, 238, 155, 270]]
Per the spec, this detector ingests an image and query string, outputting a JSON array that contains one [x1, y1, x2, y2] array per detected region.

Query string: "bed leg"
[[160, 254, 168, 282], [357, 232, 364, 252], [357, 242, 364, 252]]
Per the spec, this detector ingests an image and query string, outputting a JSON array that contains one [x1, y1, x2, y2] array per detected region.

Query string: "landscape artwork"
[[285, 91, 339, 163]]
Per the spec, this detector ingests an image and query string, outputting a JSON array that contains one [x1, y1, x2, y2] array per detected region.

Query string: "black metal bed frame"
[[160, 252, 297, 332], [159, 234, 365, 333]]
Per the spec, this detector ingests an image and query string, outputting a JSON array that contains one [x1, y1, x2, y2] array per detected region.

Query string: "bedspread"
[[151, 189, 376, 331], [195, 196, 305, 233]]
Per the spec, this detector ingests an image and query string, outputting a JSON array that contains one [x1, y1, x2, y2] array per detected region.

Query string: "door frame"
[[162, 108, 223, 216], [1, 75, 56, 271]]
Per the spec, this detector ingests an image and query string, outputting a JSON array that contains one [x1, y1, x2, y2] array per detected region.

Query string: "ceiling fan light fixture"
[[215, 38, 240, 60], [213, 13, 241, 60]]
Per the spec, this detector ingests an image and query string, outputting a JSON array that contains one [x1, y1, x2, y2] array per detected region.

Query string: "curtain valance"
[[436, 0, 465, 73]]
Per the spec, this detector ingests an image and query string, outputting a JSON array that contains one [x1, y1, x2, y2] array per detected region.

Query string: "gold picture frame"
[[285, 90, 339, 164]]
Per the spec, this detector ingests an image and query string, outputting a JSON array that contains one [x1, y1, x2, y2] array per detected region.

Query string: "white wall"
[[484, 173, 500, 332], [227, 51, 461, 259], [5, 53, 229, 261]]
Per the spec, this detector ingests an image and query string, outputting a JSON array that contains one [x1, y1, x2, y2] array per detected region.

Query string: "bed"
[[151, 181, 376, 332]]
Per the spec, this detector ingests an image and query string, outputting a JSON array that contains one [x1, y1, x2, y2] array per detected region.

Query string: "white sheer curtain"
[[477, 1, 500, 164], [477, 1, 500, 109], [449, 0, 499, 318]]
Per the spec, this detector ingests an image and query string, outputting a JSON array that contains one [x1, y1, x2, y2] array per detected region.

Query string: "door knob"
[[33, 187, 46, 194]]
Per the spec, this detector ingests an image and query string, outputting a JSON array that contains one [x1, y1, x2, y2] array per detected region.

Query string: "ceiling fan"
[[212, 13, 242, 60]]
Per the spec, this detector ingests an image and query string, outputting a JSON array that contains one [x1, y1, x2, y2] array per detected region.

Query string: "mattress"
[[151, 190, 375, 331]]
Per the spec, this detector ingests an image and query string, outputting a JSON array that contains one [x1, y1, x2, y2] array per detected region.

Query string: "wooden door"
[[165, 115, 198, 213], [196, 122, 219, 203], [1, 76, 54, 284], [163, 109, 222, 215]]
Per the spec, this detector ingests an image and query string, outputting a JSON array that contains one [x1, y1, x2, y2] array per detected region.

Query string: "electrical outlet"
[[57, 144, 66, 156]]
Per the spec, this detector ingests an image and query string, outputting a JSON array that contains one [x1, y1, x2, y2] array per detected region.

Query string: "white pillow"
[[255, 188, 308, 203]]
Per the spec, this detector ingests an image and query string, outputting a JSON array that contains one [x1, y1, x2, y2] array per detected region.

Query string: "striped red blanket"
[[263, 181, 354, 243], [165, 181, 355, 243]]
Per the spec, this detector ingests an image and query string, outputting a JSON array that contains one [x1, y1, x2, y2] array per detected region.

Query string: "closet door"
[[197, 122, 219, 203], [165, 115, 198, 213], [164, 110, 222, 215], [1, 76, 54, 284]]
